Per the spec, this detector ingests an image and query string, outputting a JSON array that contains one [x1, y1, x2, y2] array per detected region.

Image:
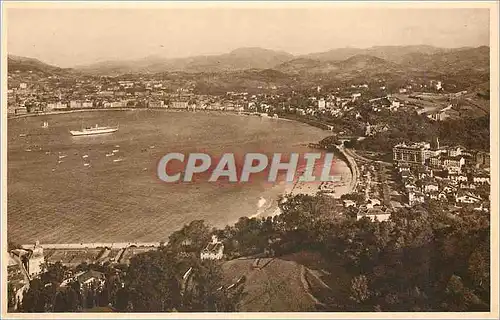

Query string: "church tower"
[[431, 137, 440, 150], [28, 241, 44, 276]]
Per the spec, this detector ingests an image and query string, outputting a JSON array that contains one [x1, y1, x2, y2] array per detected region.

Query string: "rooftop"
[[202, 242, 224, 253], [394, 142, 431, 150], [357, 207, 391, 217], [76, 270, 105, 284]]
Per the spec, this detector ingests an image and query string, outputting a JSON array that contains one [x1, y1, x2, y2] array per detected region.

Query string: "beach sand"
[[250, 157, 354, 220]]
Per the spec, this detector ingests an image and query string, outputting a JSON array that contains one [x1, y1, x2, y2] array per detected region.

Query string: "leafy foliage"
[[213, 194, 490, 312], [21, 262, 70, 312], [19, 192, 489, 313], [125, 250, 182, 312], [167, 220, 212, 254], [354, 113, 489, 153]]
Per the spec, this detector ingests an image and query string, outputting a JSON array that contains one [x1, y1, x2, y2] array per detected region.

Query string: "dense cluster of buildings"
[[7, 73, 236, 115], [8, 68, 455, 124], [352, 138, 490, 223], [393, 139, 490, 171], [352, 162, 393, 222], [7, 241, 150, 310], [7, 241, 107, 310], [393, 139, 490, 209], [350, 135, 490, 223]]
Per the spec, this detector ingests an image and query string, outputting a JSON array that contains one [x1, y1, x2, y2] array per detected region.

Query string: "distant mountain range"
[[277, 46, 489, 75], [275, 54, 403, 76], [303, 45, 447, 63], [74, 47, 294, 75], [8, 45, 490, 77], [8, 55, 75, 76]]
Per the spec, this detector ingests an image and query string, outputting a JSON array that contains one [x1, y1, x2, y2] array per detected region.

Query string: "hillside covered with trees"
[[17, 194, 490, 312]]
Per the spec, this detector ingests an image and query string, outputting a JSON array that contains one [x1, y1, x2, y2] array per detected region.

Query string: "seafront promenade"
[[304, 142, 360, 197], [341, 147, 360, 193], [7, 107, 264, 120], [7, 107, 140, 119]]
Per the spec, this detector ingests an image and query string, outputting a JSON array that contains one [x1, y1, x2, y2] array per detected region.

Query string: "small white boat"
[[82, 155, 89, 159], [112, 149, 119, 153], [149, 145, 155, 149], [25, 148, 32, 152], [19, 133, 27, 137], [84, 163, 91, 167], [113, 158, 124, 163], [58, 155, 67, 159], [57, 160, 63, 164], [106, 153, 114, 157], [42, 121, 49, 128], [114, 145, 120, 148]]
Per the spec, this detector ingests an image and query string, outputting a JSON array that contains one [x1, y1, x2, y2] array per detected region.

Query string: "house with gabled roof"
[[455, 191, 482, 204]]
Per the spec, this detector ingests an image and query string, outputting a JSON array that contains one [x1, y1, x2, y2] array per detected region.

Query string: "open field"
[[280, 251, 353, 310], [221, 257, 318, 312], [392, 92, 449, 113], [393, 91, 489, 118]]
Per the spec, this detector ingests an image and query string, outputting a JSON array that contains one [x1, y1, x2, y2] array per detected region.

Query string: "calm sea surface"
[[8, 110, 341, 243]]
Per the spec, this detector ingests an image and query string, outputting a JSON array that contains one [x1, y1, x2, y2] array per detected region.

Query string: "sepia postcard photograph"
[[1, 1, 498, 318]]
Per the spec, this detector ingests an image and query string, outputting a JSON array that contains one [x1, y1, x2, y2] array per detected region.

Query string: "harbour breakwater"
[[21, 242, 162, 250], [17, 242, 162, 268]]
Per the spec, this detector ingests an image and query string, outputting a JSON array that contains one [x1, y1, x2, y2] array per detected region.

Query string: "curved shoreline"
[[9, 107, 358, 243], [8, 107, 291, 121], [8, 108, 140, 119], [338, 147, 359, 193], [11, 107, 359, 199]]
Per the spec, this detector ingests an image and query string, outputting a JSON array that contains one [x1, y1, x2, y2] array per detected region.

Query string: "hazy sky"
[[7, 6, 490, 67]]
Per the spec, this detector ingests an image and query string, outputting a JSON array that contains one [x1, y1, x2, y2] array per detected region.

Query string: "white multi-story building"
[[171, 101, 189, 109], [82, 101, 93, 108], [318, 98, 326, 110], [200, 236, 224, 260], [443, 156, 465, 174], [409, 191, 425, 206]]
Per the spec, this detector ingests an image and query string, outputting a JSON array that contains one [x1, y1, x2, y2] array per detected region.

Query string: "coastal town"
[[7, 64, 491, 312], [7, 67, 485, 121], [5, 4, 494, 315]]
